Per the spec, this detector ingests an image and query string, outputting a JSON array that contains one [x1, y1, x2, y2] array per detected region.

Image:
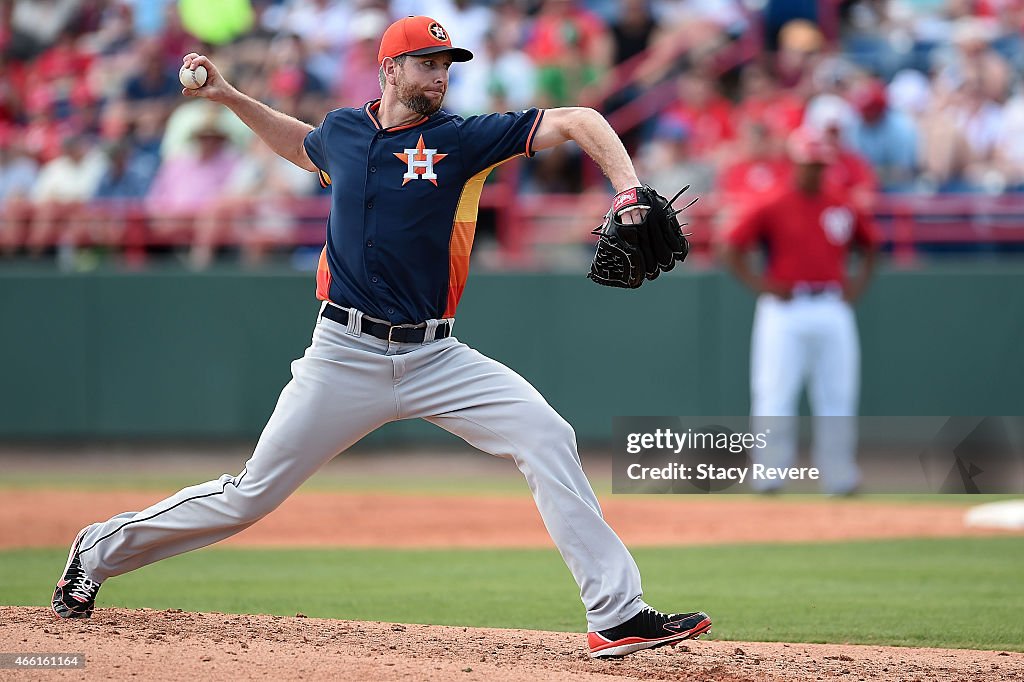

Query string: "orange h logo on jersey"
[[394, 135, 448, 186]]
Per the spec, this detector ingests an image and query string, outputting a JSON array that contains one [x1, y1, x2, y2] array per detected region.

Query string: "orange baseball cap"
[[377, 16, 473, 64]]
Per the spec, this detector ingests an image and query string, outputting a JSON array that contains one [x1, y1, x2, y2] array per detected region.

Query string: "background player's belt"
[[791, 282, 842, 297], [321, 305, 451, 344]]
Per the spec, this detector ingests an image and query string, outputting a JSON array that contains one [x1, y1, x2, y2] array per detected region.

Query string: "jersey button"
[[387, 308, 395, 315], [366, 240, 374, 247], [367, 201, 374, 209], [370, 166, 377, 173], [371, 276, 379, 283]]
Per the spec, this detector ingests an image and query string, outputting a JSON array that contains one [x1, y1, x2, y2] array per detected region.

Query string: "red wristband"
[[611, 187, 649, 216]]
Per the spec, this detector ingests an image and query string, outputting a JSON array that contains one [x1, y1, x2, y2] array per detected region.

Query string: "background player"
[[51, 15, 711, 659], [720, 127, 880, 495]]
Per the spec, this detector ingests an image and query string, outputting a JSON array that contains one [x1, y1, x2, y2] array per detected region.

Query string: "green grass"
[[4, 537, 1022, 651], [1, 467, 1018, 505]]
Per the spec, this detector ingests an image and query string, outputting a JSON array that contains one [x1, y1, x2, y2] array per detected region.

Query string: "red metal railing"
[[6, 192, 1024, 264], [510, 192, 1024, 266]]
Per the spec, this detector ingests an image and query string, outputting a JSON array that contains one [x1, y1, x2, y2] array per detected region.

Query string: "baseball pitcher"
[[52, 16, 708, 659]]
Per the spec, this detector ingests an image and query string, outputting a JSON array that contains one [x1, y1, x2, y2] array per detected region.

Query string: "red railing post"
[[122, 205, 148, 269], [892, 200, 916, 266]]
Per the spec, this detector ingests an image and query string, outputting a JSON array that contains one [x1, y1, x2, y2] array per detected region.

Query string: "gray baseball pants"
[[77, 304, 647, 631]]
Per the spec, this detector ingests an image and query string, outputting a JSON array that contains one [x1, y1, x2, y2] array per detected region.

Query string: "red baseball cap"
[[786, 127, 836, 165], [853, 80, 888, 121], [378, 16, 473, 64]]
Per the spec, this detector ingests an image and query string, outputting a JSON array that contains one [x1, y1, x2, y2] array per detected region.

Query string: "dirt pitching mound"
[[4, 607, 1021, 681]]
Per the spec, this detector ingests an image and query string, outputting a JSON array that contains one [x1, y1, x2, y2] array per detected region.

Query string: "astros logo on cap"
[[429, 23, 447, 41]]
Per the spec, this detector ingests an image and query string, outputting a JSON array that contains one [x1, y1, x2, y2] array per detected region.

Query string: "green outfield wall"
[[1, 264, 1021, 441]]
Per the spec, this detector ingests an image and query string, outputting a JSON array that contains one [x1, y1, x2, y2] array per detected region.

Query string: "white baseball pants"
[[749, 291, 861, 494], [76, 305, 647, 631]]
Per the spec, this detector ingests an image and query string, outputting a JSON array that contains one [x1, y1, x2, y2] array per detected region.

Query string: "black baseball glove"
[[587, 185, 694, 289]]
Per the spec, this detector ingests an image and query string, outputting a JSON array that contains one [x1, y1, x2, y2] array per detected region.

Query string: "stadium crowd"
[[1, 0, 1023, 267]]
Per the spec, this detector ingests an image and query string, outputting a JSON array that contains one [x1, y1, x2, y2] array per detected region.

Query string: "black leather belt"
[[321, 304, 451, 344]]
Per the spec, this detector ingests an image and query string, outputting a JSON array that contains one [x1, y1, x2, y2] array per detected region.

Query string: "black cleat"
[[588, 607, 712, 658], [52, 526, 102, 619]]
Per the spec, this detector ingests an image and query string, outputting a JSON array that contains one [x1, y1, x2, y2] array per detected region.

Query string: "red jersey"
[[726, 187, 880, 287], [525, 10, 605, 64], [734, 93, 804, 137], [34, 44, 93, 82], [718, 157, 790, 205], [661, 97, 735, 159]]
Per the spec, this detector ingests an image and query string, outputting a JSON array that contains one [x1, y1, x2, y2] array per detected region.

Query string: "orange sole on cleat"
[[588, 616, 713, 658]]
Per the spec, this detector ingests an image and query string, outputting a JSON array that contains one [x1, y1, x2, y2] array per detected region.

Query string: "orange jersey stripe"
[[445, 220, 476, 318], [364, 102, 383, 129], [524, 109, 544, 156], [315, 245, 332, 301], [444, 157, 521, 318], [365, 100, 427, 132], [389, 116, 430, 132], [445, 253, 472, 318]]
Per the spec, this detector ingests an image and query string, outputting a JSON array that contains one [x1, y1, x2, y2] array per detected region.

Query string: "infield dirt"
[[4, 607, 1023, 681], [1, 491, 1016, 550]]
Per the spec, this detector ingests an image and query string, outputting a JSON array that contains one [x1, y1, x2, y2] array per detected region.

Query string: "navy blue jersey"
[[303, 100, 544, 324]]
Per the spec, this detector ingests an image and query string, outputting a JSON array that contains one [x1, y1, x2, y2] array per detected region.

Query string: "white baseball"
[[179, 64, 208, 90]]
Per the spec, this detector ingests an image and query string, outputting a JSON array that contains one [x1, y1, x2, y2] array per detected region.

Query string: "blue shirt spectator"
[[850, 82, 919, 190], [0, 134, 39, 202], [127, 0, 174, 37], [124, 42, 181, 103], [95, 143, 157, 200]]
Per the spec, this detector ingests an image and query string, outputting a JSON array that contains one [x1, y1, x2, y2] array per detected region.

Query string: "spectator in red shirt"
[[0, 56, 29, 126], [660, 68, 735, 163], [524, 0, 610, 107], [733, 62, 804, 138], [717, 120, 790, 218], [33, 27, 93, 82], [262, 34, 327, 118]]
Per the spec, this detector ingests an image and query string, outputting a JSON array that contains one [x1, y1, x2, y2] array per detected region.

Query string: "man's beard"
[[396, 80, 444, 116]]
